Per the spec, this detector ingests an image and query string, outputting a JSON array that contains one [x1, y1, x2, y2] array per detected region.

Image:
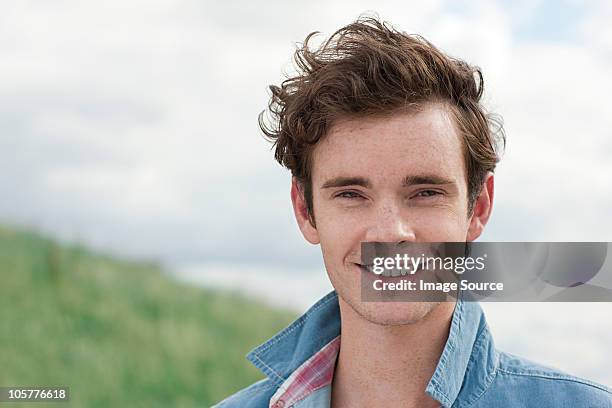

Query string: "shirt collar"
[[425, 291, 499, 407], [247, 290, 499, 408], [269, 335, 340, 407]]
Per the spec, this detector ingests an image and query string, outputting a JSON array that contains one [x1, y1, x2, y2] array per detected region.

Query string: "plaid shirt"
[[268, 336, 340, 408]]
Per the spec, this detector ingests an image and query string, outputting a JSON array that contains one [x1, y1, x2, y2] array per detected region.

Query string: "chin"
[[343, 294, 442, 326]]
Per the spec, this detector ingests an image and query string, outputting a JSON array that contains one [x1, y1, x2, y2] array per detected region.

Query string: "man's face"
[[294, 103, 489, 325]]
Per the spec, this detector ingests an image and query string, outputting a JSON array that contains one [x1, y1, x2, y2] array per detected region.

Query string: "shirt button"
[[273, 400, 285, 408]]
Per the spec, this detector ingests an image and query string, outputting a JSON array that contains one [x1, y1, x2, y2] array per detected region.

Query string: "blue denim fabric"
[[214, 291, 612, 407]]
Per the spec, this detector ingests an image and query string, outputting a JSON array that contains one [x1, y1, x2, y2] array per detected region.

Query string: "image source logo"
[[360, 242, 612, 302]]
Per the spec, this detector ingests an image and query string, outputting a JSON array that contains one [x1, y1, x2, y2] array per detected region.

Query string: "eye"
[[335, 191, 364, 200], [414, 190, 442, 198]]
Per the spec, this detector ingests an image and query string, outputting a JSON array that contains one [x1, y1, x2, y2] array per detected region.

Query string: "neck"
[[331, 299, 455, 408]]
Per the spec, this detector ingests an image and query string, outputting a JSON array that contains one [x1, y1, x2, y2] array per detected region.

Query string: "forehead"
[[311, 103, 466, 185]]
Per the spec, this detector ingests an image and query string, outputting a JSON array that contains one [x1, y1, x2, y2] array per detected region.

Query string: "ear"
[[290, 177, 320, 245], [467, 172, 494, 242]]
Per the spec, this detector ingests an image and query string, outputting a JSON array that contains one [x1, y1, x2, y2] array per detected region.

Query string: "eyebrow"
[[321, 176, 371, 189], [402, 175, 456, 187]]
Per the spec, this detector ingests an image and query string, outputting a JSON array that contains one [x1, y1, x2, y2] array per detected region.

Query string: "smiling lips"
[[356, 263, 424, 278]]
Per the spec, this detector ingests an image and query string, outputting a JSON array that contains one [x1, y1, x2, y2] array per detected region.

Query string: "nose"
[[364, 200, 416, 243]]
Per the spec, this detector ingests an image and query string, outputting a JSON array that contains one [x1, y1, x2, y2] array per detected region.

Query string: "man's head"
[[260, 17, 505, 325]]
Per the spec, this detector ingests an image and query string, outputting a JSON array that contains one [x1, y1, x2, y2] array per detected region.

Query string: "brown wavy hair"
[[259, 16, 505, 225]]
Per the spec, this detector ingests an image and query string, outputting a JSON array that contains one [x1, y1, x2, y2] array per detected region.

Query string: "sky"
[[1, 0, 612, 385], [2, 0, 611, 269]]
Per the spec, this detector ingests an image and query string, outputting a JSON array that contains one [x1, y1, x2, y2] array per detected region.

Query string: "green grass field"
[[0, 225, 296, 407]]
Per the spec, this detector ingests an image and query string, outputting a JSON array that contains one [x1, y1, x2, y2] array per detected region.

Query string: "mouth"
[[355, 263, 421, 278]]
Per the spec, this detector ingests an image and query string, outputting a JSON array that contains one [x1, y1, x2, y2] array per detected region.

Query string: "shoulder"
[[477, 351, 612, 407], [212, 378, 278, 408]]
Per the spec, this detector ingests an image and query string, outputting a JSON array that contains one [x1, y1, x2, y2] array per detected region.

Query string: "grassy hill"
[[0, 225, 296, 407]]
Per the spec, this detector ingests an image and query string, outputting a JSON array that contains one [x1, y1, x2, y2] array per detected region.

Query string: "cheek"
[[317, 212, 362, 249], [410, 206, 470, 240], [314, 193, 361, 233], [314, 199, 364, 257]]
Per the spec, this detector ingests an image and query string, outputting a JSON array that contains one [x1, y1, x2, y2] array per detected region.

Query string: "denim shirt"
[[214, 291, 612, 407]]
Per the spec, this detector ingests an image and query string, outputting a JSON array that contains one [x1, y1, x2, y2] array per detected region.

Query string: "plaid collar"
[[268, 335, 340, 408]]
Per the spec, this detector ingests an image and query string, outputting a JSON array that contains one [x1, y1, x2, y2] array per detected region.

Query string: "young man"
[[215, 17, 612, 408]]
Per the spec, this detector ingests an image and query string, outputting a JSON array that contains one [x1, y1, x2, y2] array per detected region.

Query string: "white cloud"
[[1, 0, 611, 259]]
